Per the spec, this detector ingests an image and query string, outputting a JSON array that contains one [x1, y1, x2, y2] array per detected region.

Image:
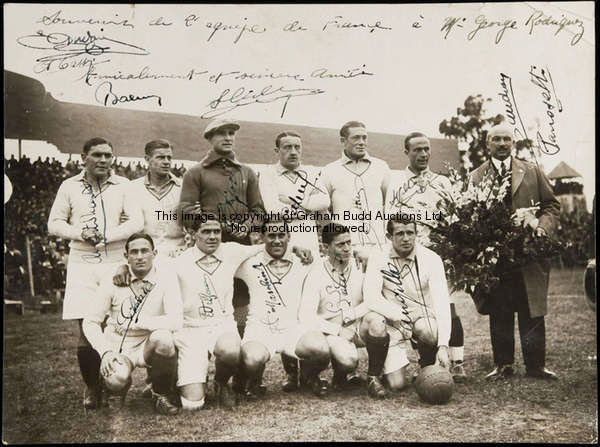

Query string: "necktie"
[[500, 162, 512, 205]]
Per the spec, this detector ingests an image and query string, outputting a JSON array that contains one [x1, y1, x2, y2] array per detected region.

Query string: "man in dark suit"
[[470, 125, 560, 381]]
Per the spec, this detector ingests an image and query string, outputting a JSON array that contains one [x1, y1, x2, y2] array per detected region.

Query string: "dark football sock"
[[300, 357, 329, 380], [77, 346, 101, 391], [281, 353, 299, 377], [364, 332, 390, 377], [449, 316, 464, 347], [215, 358, 236, 385], [148, 353, 177, 395]]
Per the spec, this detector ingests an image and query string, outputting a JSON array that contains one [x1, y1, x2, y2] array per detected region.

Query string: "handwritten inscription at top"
[[17, 30, 149, 72], [441, 9, 585, 45], [37, 10, 135, 29]]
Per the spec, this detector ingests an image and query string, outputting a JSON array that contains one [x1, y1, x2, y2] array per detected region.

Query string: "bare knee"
[[149, 330, 176, 357], [241, 342, 269, 372], [385, 368, 409, 392], [332, 347, 358, 373], [214, 333, 241, 366], [297, 331, 330, 363], [362, 312, 387, 337], [413, 318, 438, 347]]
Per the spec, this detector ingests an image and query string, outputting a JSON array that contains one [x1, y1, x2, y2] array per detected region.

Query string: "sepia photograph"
[[3, 2, 596, 443]]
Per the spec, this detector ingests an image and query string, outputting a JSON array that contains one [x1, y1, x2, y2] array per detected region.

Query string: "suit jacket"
[[470, 157, 560, 317]]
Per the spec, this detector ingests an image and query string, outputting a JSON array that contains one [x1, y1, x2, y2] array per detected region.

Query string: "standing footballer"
[[48, 137, 143, 408], [320, 121, 391, 249]]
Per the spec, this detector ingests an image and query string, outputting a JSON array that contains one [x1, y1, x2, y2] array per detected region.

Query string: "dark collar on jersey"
[[201, 150, 242, 168]]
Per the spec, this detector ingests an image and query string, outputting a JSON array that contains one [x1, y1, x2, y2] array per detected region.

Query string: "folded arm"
[[48, 183, 83, 241]]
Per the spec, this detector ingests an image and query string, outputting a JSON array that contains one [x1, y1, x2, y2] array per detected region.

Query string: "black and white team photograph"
[[2, 2, 596, 443]]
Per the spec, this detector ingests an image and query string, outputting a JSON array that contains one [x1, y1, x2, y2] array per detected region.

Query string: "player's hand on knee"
[[113, 264, 131, 286], [292, 246, 313, 265], [435, 345, 450, 369]]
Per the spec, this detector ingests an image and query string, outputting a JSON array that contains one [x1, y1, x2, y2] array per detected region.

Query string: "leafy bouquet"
[[426, 164, 561, 312]]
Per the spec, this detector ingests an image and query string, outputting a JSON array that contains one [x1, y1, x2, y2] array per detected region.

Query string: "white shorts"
[[242, 321, 313, 360], [104, 330, 149, 369], [173, 319, 239, 387], [63, 255, 121, 320]]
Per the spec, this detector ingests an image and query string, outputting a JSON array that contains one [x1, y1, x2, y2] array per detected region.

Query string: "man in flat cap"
[[179, 119, 266, 340]]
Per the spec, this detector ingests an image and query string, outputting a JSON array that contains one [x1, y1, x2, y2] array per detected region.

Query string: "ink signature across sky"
[[16, 30, 149, 71], [498, 66, 562, 157], [202, 85, 325, 119]]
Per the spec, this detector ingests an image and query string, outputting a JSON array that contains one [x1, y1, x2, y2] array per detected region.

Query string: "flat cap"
[[203, 118, 240, 139]]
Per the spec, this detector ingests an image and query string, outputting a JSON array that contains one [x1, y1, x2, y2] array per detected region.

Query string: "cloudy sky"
[[4, 2, 595, 208]]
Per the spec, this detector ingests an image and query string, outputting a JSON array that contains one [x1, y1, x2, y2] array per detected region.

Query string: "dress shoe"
[[526, 367, 558, 380], [485, 364, 514, 380]]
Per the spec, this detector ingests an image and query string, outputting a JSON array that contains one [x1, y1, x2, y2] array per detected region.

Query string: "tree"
[[439, 95, 504, 171], [440, 95, 537, 171]]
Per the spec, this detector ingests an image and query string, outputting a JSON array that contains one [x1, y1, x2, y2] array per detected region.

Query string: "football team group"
[[48, 118, 560, 415]]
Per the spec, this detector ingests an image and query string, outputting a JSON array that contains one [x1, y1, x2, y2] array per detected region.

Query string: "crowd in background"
[[3, 155, 186, 301], [2, 155, 595, 303]]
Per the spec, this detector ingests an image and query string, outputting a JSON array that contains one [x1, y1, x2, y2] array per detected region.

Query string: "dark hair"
[[125, 232, 155, 252], [83, 137, 113, 155], [275, 131, 302, 148], [340, 121, 366, 138], [187, 212, 221, 233], [404, 132, 428, 151], [260, 215, 290, 234], [321, 223, 350, 245], [386, 213, 417, 234], [144, 139, 172, 156]]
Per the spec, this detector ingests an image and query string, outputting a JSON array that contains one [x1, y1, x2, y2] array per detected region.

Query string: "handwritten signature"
[[530, 66, 562, 155], [253, 262, 287, 333], [324, 266, 354, 326], [202, 85, 325, 119], [116, 281, 155, 352], [197, 274, 220, 319], [17, 30, 149, 71], [79, 181, 104, 264], [94, 80, 163, 107], [287, 171, 324, 213]]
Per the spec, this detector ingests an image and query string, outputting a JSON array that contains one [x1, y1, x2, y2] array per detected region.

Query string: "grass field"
[[2, 267, 597, 443]]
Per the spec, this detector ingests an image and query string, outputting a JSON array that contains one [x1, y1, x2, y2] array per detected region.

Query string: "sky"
[[4, 2, 595, 209]]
